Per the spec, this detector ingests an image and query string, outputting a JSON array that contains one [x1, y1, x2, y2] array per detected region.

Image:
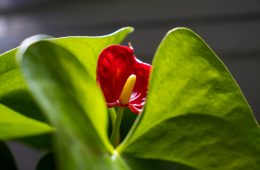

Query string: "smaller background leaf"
[[53, 27, 134, 78], [0, 104, 54, 140]]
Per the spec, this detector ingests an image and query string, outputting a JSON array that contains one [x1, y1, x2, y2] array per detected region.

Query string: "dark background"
[[1, 0, 260, 169]]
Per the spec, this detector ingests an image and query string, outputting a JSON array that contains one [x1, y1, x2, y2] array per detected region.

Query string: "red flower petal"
[[97, 45, 151, 114]]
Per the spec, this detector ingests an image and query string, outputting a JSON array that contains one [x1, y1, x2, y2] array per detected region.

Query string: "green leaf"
[[18, 39, 130, 169], [0, 27, 133, 119], [119, 28, 260, 170], [125, 157, 196, 170], [0, 142, 17, 170], [0, 27, 133, 118], [0, 104, 54, 140], [0, 27, 133, 146], [0, 48, 25, 100], [53, 27, 134, 78]]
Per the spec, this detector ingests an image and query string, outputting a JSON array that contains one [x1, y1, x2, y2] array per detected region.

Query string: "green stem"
[[108, 108, 116, 128], [110, 107, 124, 147]]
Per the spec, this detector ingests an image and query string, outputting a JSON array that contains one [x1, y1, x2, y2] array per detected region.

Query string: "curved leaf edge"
[[0, 27, 134, 58], [0, 26, 133, 142], [118, 27, 259, 153], [17, 37, 132, 170], [50, 27, 134, 41]]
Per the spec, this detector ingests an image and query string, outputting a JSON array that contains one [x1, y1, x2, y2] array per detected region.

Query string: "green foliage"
[[0, 28, 132, 145], [17, 28, 133, 170], [0, 27, 259, 170], [118, 28, 260, 170], [0, 104, 53, 140]]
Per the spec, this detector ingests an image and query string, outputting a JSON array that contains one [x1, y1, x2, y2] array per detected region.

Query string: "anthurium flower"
[[97, 45, 151, 114]]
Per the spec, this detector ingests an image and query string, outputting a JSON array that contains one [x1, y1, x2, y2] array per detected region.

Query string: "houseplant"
[[0, 27, 259, 170]]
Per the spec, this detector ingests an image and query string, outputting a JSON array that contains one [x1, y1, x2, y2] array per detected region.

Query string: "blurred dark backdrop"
[[1, 0, 260, 170]]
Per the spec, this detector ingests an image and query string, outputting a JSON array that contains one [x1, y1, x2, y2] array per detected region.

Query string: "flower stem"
[[110, 107, 124, 147], [108, 108, 116, 128]]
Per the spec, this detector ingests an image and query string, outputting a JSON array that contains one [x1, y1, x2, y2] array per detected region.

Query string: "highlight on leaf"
[[0, 26, 258, 170]]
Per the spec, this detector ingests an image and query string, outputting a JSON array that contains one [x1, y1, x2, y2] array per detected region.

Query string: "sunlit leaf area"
[[0, 1, 259, 170]]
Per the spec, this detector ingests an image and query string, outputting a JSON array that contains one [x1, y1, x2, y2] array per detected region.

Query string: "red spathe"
[[97, 45, 151, 114]]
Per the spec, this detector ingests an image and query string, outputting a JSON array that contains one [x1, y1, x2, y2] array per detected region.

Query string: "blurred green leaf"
[[0, 27, 133, 119], [119, 28, 260, 170], [0, 142, 17, 170], [0, 104, 54, 140], [18, 39, 131, 169], [0, 49, 26, 104], [0, 27, 133, 148]]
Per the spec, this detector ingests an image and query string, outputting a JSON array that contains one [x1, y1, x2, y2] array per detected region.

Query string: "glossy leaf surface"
[[119, 28, 260, 170]]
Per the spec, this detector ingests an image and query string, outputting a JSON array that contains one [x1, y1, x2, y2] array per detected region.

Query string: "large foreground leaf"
[[0, 27, 132, 144], [18, 40, 130, 170], [119, 28, 260, 170], [0, 28, 133, 118]]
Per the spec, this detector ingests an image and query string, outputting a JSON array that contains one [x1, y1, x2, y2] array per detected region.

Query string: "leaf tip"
[[122, 26, 135, 33], [166, 27, 195, 37], [111, 26, 134, 36], [16, 34, 52, 64]]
